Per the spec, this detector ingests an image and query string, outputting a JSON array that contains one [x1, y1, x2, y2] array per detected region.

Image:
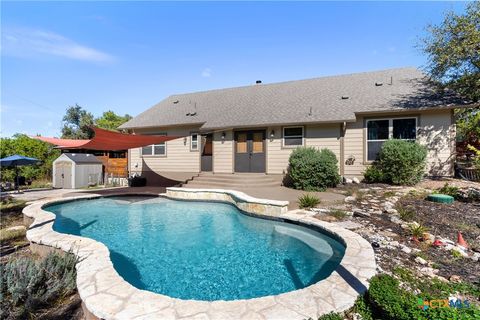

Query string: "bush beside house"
[[364, 140, 427, 185], [287, 147, 341, 191]]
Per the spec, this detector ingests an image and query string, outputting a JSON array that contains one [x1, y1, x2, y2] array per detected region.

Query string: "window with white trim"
[[283, 127, 304, 147], [191, 133, 199, 151], [366, 118, 417, 161], [141, 132, 167, 156]]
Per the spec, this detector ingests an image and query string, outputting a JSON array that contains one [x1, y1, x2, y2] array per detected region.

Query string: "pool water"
[[47, 196, 345, 301]]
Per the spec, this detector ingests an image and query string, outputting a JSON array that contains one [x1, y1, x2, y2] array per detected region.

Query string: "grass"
[[383, 191, 396, 198], [328, 209, 348, 220], [298, 194, 321, 209], [0, 198, 27, 212], [0, 228, 26, 242], [396, 204, 416, 221]]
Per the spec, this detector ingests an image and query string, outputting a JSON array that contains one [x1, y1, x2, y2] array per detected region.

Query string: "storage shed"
[[53, 153, 103, 189]]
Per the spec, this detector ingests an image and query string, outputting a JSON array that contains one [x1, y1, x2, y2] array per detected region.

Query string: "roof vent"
[[375, 82, 383, 86], [341, 96, 349, 100], [173, 100, 179, 104], [186, 112, 191, 116], [256, 80, 262, 84]]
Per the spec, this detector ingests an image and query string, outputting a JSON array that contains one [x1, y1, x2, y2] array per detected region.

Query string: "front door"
[[234, 130, 266, 173]]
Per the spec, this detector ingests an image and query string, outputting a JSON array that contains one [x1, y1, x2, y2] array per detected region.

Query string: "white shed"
[[53, 153, 103, 189]]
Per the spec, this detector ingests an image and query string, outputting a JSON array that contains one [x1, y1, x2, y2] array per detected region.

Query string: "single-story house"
[[119, 67, 471, 181]]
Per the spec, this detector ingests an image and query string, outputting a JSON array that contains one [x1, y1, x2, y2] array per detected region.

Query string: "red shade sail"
[[32, 127, 181, 151]]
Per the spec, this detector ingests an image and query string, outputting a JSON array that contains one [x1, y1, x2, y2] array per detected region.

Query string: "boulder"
[[352, 177, 360, 184], [344, 196, 356, 203], [415, 256, 428, 265]]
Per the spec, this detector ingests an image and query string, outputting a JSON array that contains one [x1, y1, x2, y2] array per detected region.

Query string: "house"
[[119, 67, 470, 182]]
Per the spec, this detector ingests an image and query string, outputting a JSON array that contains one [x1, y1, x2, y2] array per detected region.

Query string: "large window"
[[283, 126, 304, 147], [366, 118, 417, 161], [141, 132, 167, 156]]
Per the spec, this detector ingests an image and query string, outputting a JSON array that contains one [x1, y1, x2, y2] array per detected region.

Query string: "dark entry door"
[[201, 134, 213, 171], [234, 130, 266, 173]]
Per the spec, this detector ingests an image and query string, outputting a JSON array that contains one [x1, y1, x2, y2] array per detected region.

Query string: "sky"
[[0, 1, 469, 138]]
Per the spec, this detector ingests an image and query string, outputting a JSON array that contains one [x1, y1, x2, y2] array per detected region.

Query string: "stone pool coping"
[[23, 189, 376, 320]]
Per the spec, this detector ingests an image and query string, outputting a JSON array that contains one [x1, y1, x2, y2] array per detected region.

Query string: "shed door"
[[55, 162, 72, 188]]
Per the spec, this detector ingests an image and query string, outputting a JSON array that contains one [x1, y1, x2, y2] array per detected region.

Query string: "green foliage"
[[95, 110, 132, 131], [61, 104, 95, 139], [0, 252, 78, 319], [287, 147, 341, 191], [409, 223, 429, 238], [368, 274, 422, 320], [420, 2, 480, 144], [420, 2, 480, 103], [467, 145, 480, 169], [317, 312, 343, 320], [363, 165, 385, 183], [0, 198, 27, 213], [435, 183, 460, 199], [365, 140, 427, 185], [396, 204, 416, 221], [353, 295, 373, 320], [0, 134, 60, 182], [328, 209, 348, 220], [298, 194, 321, 209]]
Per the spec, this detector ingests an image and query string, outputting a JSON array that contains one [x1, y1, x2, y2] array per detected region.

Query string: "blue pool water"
[[47, 196, 345, 301]]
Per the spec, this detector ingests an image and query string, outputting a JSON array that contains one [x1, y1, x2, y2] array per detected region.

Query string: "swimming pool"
[[46, 195, 345, 301]]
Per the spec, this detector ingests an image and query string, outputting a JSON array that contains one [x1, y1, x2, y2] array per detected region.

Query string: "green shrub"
[[364, 140, 427, 185], [328, 209, 348, 220], [287, 147, 341, 191], [363, 165, 384, 183], [408, 223, 429, 238], [0, 228, 26, 242], [368, 274, 421, 320], [317, 312, 343, 320], [298, 194, 321, 209], [435, 183, 460, 199], [0, 252, 78, 319]]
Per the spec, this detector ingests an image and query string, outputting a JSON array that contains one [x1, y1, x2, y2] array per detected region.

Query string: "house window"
[[283, 126, 304, 147], [141, 132, 167, 156], [191, 133, 199, 151], [366, 118, 417, 161]]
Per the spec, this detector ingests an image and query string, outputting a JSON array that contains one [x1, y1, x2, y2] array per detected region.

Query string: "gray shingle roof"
[[63, 153, 103, 164], [120, 67, 469, 131]]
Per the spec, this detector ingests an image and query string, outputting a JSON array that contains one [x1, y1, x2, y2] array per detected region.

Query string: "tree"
[[61, 104, 95, 139], [0, 134, 61, 182], [420, 2, 480, 142], [95, 110, 132, 131]]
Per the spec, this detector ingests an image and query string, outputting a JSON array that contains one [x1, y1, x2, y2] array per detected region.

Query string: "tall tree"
[[420, 2, 480, 142], [95, 110, 132, 131], [61, 104, 95, 139]]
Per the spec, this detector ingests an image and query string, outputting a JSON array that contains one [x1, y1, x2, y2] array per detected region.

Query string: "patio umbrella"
[[0, 154, 40, 191]]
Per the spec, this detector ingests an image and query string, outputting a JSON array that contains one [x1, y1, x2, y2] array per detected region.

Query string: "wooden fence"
[[96, 156, 128, 177]]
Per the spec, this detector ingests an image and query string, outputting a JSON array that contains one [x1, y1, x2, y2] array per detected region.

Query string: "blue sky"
[[1, 1, 468, 137]]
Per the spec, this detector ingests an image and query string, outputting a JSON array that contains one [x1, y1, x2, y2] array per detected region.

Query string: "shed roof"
[[62, 153, 103, 164], [119, 67, 470, 131]]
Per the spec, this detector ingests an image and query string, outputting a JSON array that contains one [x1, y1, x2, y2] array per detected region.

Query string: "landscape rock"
[[343, 177, 353, 184], [353, 209, 370, 218], [449, 275, 461, 282], [344, 196, 356, 203], [352, 177, 360, 184], [415, 257, 428, 265], [400, 245, 412, 254], [386, 208, 398, 215]]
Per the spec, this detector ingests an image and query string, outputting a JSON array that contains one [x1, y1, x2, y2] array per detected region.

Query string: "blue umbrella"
[[0, 154, 40, 191]]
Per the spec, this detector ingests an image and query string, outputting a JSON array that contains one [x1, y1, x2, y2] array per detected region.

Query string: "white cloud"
[[2, 27, 114, 62], [201, 68, 212, 78]]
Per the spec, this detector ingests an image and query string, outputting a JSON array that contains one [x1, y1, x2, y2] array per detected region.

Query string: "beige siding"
[[266, 124, 341, 174], [418, 110, 455, 176], [213, 130, 233, 173], [343, 117, 365, 177], [342, 111, 455, 178], [129, 126, 201, 174]]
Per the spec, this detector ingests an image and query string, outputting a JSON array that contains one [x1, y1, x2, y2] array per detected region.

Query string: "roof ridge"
[[170, 66, 420, 97]]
